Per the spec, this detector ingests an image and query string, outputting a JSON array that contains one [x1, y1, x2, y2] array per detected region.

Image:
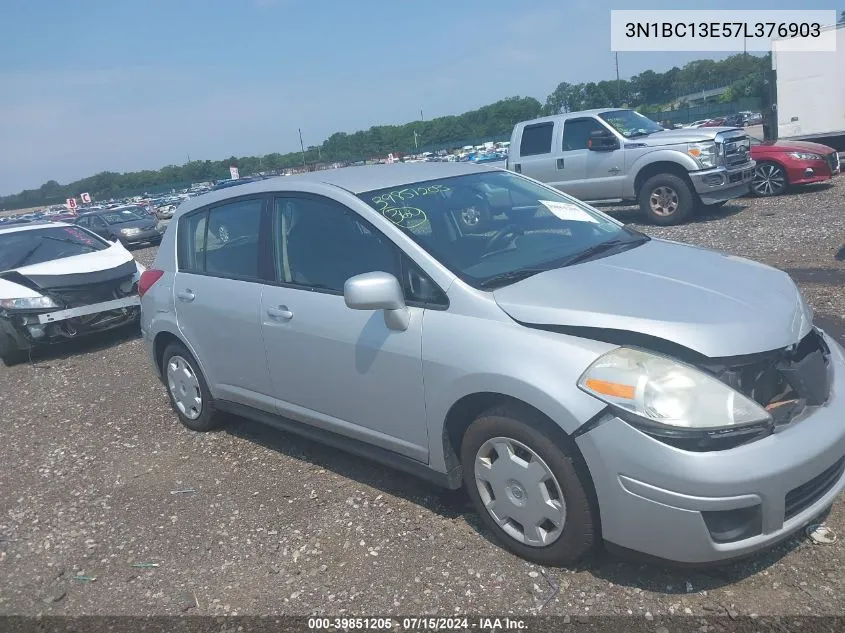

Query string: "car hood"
[[627, 127, 741, 146], [492, 239, 812, 358], [0, 241, 139, 297], [109, 218, 157, 230], [752, 139, 835, 154]]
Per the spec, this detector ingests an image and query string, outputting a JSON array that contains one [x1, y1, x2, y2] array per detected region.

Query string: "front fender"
[[421, 308, 613, 474], [626, 149, 699, 196]]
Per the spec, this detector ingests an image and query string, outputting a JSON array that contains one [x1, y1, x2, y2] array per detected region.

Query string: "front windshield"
[[102, 209, 143, 224], [0, 226, 109, 271], [358, 171, 647, 288], [599, 110, 663, 138]]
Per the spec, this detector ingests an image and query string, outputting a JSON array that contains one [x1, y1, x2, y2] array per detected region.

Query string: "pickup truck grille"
[[721, 134, 752, 167]]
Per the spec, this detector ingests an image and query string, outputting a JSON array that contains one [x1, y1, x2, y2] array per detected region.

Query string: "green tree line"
[[2, 54, 771, 211]]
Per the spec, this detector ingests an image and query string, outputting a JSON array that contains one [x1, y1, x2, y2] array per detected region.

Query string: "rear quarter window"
[[519, 122, 554, 156]]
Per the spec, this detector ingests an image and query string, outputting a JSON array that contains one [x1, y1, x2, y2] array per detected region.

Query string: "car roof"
[[0, 221, 71, 234], [174, 163, 497, 217]]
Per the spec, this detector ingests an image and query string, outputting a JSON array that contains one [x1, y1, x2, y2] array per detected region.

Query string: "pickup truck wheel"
[[638, 174, 694, 225], [751, 162, 788, 197], [461, 404, 597, 566]]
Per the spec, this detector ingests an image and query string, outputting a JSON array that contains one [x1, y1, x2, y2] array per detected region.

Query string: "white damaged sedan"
[[0, 221, 144, 365]]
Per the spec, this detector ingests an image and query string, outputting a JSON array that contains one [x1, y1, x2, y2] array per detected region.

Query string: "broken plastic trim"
[[524, 322, 831, 448]]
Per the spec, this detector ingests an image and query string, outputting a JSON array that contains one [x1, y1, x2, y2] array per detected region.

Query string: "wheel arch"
[[440, 391, 595, 487], [634, 161, 695, 198]]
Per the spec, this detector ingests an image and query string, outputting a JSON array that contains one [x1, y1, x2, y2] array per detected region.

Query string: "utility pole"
[[298, 128, 307, 168], [615, 52, 621, 104]]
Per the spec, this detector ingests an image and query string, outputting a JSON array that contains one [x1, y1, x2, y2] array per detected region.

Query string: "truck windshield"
[[600, 110, 663, 138], [358, 171, 648, 289]]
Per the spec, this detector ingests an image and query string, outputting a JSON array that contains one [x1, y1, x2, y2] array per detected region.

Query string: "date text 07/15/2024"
[[307, 616, 528, 631]]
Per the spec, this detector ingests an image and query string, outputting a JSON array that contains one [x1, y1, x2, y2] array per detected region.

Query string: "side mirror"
[[588, 129, 620, 151], [344, 271, 410, 331]]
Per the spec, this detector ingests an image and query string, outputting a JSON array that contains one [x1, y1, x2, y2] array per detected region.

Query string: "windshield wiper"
[[8, 242, 44, 269], [478, 268, 546, 289], [627, 130, 655, 138], [560, 236, 648, 267]]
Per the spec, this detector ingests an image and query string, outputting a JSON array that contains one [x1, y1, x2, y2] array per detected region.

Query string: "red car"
[[750, 138, 840, 196]]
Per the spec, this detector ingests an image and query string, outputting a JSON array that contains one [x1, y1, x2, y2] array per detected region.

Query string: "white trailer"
[[773, 24, 845, 143]]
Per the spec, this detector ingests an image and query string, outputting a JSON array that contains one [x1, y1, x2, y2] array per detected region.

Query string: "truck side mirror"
[[588, 130, 620, 151]]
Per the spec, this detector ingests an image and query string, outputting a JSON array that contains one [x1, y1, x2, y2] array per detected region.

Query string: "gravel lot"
[[1, 178, 844, 620]]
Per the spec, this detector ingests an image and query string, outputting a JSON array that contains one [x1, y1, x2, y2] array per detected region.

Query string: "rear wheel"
[[638, 173, 695, 225], [751, 162, 788, 196], [460, 404, 597, 566], [161, 343, 222, 432]]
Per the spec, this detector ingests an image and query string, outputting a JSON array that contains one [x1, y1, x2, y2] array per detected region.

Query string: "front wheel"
[[751, 162, 788, 196], [638, 173, 695, 225], [460, 405, 597, 566]]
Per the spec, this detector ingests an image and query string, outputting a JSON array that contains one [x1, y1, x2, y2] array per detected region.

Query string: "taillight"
[[138, 269, 164, 297]]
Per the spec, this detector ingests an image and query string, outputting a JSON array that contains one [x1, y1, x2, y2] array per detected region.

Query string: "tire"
[[751, 161, 788, 197], [460, 404, 598, 566], [1, 347, 29, 367], [638, 173, 695, 225], [161, 342, 222, 432]]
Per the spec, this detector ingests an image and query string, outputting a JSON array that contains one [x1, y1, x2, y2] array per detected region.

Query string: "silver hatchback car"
[[140, 163, 845, 566]]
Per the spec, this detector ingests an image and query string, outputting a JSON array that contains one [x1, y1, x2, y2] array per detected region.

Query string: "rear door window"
[[519, 122, 554, 156]]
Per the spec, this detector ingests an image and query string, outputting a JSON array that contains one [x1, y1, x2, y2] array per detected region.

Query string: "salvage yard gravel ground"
[[1, 177, 844, 619]]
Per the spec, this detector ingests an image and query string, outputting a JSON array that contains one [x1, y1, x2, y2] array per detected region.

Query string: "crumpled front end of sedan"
[[574, 327, 845, 564], [0, 258, 143, 363]]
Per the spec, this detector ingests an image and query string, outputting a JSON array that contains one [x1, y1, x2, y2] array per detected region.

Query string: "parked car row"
[[684, 111, 763, 128]]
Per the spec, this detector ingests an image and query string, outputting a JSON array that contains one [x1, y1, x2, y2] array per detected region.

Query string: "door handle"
[[176, 289, 195, 302], [267, 305, 293, 320], [609, 166, 621, 174], [556, 158, 565, 169]]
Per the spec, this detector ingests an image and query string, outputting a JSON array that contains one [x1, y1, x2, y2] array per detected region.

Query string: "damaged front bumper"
[[1, 296, 141, 352]]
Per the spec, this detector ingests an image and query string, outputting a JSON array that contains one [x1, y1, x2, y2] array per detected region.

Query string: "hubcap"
[[474, 437, 566, 547], [166, 355, 202, 420], [649, 186, 679, 216], [752, 164, 786, 195], [461, 206, 481, 226]]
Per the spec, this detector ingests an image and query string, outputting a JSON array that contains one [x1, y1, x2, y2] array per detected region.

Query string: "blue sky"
[[0, 0, 838, 194]]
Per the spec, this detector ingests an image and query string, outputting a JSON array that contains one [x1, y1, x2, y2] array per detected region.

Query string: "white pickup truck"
[[503, 108, 756, 225]]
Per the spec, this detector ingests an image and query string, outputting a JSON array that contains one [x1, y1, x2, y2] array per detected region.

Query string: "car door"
[[512, 121, 559, 185], [173, 196, 275, 408], [558, 117, 625, 200], [88, 215, 110, 239], [260, 194, 430, 462]]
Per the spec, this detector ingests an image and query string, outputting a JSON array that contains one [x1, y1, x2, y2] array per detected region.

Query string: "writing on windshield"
[[369, 184, 452, 212]]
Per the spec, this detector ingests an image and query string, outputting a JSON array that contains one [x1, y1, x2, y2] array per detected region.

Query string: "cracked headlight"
[[687, 141, 718, 168], [0, 296, 59, 310], [578, 347, 771, 431]]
